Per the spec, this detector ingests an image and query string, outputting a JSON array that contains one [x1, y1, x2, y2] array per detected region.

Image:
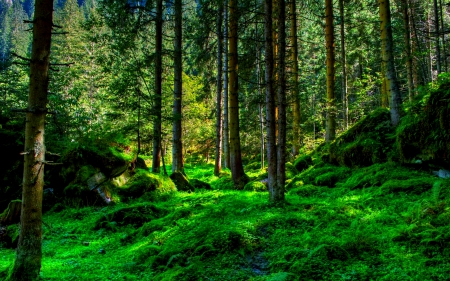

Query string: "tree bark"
[[152, 0, 163, 173], [265, 0, 276, 198], [8, 0, 53, 280], [439, 0, 446, 72], [290, 0, 301, 156], [338, 0, 348, 129], [275, 0, 286, 203], [172, 0, 183, 173], [223, 0, 230, 169], [325, 0, 336, 142], [401, 0, 414, 101], [214, 2, 223, 176], [379, 0, 402, 126], [433, 0, 441, 74], [228, 0, 246, 188]]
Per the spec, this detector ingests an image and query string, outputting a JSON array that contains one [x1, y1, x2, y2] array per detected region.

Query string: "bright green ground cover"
[[2, 163, 450, 280]]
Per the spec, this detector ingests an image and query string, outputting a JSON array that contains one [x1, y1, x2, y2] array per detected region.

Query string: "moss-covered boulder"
[[396, 82, 450, 167], [117, 169, 176, 199], [191, 179, 212, 190], [170, 172, 194, 192], [329, 108, 394, 167], [243, 180, 267, 192], [294, 154, 313, 172], [0, 200, 21, 225]]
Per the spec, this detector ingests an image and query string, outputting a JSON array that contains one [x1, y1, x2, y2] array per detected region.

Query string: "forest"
[[1, 0, 450, 280]]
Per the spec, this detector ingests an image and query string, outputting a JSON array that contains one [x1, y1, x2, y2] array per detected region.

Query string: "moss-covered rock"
[[170, 172, 194, 192], [190, 179, 212, 190], [396, 82, 450, 167], [243, 180, 267, 192], [117, 169, 176, 199], [294, 154, 313, 172], [329, 108, 394, 167]]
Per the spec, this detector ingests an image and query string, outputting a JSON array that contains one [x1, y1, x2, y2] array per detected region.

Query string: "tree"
[[152, 0, 163, 173], [401, 0, 414, 101], [338, 0, 348, 129], [290, 0, 301, 156], [325, 0, 336, 142], [172, 0, 183, 173], [223, 0, 230, 169], [8, 0, 53, 279], [379, 0, 402, 126], [214, 0, 223, 176], [228, 0, 246, 188]]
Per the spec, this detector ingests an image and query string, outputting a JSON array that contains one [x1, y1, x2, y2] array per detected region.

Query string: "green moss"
[[293, 154, 313, 172], [380, 178, 435, 194], [117, 169, 176, 199], [243, 181, 267, 192]]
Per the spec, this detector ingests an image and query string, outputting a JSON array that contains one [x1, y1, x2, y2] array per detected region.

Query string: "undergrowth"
[[1, 163, 449, 280]]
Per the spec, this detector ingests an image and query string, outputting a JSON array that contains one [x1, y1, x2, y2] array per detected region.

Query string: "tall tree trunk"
[[264, 0, 277, 199], [275, 0, 286, 203], [338, 0, 348, 129], [229, 0, 246, 188], [439, 0, 447, 72], [433, 0, 441, 74], [402, 0, 414, 101], [152, 0, 163, 173], [290, 0, 301, 156], [172, 0, 183, 173], [223, 0, 230, 169], [379, 0, 402, 126], [325, 0, 336, 142], [8, 0, 53, 280], [215, 2, 223, 176], [255, 0, 265, 170]]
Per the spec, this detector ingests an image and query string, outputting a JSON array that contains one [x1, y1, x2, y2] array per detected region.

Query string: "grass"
[[1, 163, 450, 280]]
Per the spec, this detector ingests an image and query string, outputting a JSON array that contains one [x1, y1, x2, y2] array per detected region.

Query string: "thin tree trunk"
[[434, 0, 441, 74], [229, 0, 246, 188], [215, 2, 223, 176], [137, 87, 141, 155], [338, 0, 348, 129], [172, 0, 183, 173], [9, 0, 53, 280], [379, 0, 402, 126], [152, 0, 163, 173], [275, 0, 286, 203], [265, 0, 276, 198], [439, 0, 447, 72], [223, 0, 230, 169], [290, 0, 301, 156], [325, 0, 336, 142], [401, 0, 414, 101], [255, 0, 264, 170]]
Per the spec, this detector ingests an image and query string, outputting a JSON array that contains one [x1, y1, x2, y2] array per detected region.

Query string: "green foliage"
[[244, 181, 267, 192], [117, 169, 176, 200]]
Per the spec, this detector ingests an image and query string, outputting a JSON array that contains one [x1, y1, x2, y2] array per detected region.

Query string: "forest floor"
[[1, 162, 450, 280]]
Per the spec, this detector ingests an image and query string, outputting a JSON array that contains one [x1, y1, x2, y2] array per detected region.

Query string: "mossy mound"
[[396, 82, 450, 167], [117, 169, 176, 199], [243, 180, 267, 192], [94, 203, 168, 230], [0, 224, 19, 249], [293, 154, 313, 172], [288, 165, 352, 189], [170, 172, 194, 192], [190, 179, 212, 190], [329, 108, 394, 167]]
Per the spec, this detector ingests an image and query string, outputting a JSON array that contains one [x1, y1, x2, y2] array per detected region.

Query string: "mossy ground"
[[1, 163, 450, 280]]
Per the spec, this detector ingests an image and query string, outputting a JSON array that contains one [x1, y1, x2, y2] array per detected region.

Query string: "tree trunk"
[[275, 0, 286, 203], [338, 0, 348, 129], [8, 0, 53, 280], [290, 0, 301, 156], [223, 0, 230, 169], [214, 2, 223, 176], [439, 0, 447, 72], [152, 0, 163, 173], [401, 0, 414, 101], [433, 0, 441, 74], [228, 0, 246, 188], [379, 0, 402, 126], [265, 0, 276, 198], [172, 0, 183, 174], [325, 0, 336, 142]]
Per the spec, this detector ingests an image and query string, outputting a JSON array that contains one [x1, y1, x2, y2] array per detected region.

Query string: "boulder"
[[191, 179, 212, 190]]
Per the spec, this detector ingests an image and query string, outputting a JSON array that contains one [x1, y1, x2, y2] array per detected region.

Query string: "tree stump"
[[1, 200, 21, 225]]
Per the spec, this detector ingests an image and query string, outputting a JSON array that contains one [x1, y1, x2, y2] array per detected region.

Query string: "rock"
[[190, 179, 211, 190], [170, 172, 194, 192], [438, 169, 450, 179]]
